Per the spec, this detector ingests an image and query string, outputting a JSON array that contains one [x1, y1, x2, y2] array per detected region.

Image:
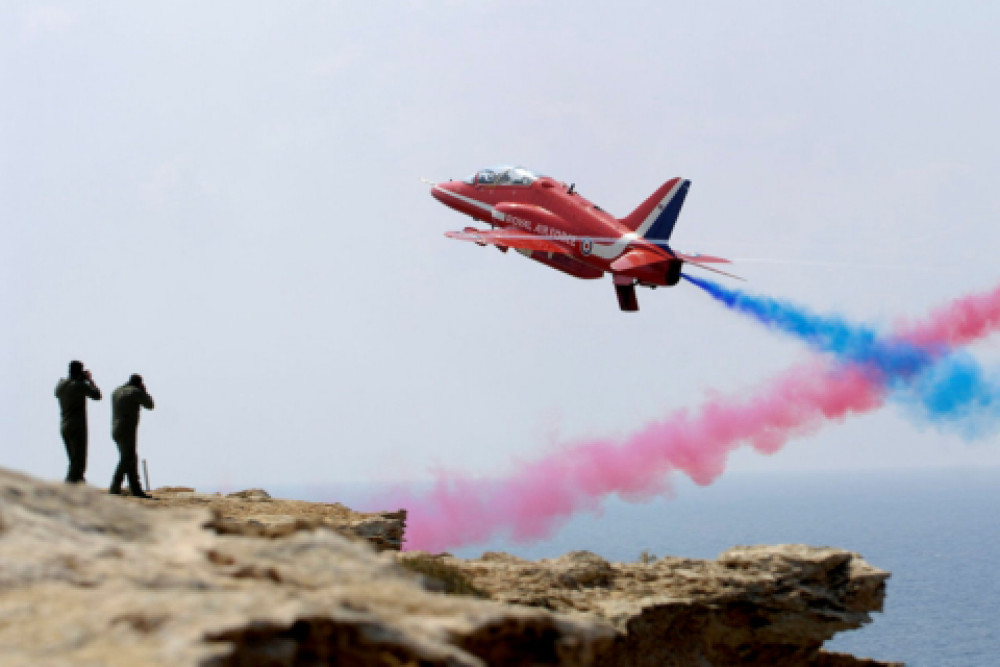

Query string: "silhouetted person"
[[55, 360, 102, 483], [109, 374, 154, 498]]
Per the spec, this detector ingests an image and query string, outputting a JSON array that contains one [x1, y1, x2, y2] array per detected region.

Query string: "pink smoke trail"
[[396, 281, 1000, 552], [901, 283, 1000, 348]]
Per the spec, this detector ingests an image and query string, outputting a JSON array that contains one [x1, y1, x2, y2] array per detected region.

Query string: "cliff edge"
[[0, 469, 900, 666], [0, 469, 610, 666], [133, 485, 406, 551], [405, 549, 896, 666]]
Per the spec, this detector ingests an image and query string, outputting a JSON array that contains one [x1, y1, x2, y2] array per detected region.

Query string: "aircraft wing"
[[610, 246, 734, 272], [673, 252, 744, 279], [445, 229, 572, 254], [609, 247, 672, 271], [611, 246, 744, 280], [684, 260, 745, 280], [673, 252, 731, 264]]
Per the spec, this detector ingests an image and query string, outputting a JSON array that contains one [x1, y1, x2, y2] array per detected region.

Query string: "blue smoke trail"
[[683, 274, 1000, 438]]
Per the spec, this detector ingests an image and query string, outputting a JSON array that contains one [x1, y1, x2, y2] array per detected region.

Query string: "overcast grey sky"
[[4, 1, 1000, 492]]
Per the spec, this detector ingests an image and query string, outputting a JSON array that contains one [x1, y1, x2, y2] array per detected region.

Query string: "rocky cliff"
[[404, 549, 897, 666], [0, 468, 900, 666], [137, 485, 406, 551], [0, 469, 610, 666]]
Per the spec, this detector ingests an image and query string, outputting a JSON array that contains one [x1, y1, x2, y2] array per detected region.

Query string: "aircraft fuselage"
[[432, 174, 676, 286]]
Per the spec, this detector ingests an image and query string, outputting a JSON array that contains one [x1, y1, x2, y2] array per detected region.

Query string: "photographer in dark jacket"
[[109, 373, 155, 499], [54, 360, 102, 483]]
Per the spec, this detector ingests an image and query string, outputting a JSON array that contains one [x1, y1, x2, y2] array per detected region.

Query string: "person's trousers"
[[110, 432, 143, 495], [61, 424, 87, 483]]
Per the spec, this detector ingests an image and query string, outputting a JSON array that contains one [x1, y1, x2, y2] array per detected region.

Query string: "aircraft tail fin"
[[620, 177, 691, 242]]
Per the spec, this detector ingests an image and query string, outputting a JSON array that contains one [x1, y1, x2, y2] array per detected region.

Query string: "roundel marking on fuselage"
[[581, 238, 593, 256]]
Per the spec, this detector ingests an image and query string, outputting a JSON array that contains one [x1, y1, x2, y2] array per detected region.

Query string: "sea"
[[276, 467, 1000, 667]]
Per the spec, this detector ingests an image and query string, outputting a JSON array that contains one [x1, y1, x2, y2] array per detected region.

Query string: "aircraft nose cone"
[[430, 181, 454, 204]]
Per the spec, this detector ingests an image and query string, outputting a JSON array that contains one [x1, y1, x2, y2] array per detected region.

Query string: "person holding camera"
[[109, 373, 155, 499], [55, 360, 102, 483]]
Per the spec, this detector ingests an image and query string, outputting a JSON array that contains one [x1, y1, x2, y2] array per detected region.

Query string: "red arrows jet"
[[429, 165, 740, 311]]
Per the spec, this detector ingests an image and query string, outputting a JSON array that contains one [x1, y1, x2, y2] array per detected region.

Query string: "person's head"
[[68, 360, 84, 380], [128, 373, 144, 388]]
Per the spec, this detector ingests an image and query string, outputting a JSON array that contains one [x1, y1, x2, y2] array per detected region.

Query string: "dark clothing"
[[61, 424, 88, 483], [111, 385, 154, 436], [54, 378, 101, 483], [55, 378, 102, 426], [109, 384, 154, 495], [110, 435, 144, 496]]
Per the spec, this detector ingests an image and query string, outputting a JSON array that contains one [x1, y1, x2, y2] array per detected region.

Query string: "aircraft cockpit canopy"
[[464, 165, 540, 186]]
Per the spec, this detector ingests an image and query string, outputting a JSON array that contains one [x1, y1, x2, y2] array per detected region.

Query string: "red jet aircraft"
[[429, 165, 739, 311]]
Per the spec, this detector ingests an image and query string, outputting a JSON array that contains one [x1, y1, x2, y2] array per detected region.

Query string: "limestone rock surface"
[[0, 468, 613, 666], [137, 485, 406, 551], [403, 547, 901, 666], [0, 467, 902, 666]]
